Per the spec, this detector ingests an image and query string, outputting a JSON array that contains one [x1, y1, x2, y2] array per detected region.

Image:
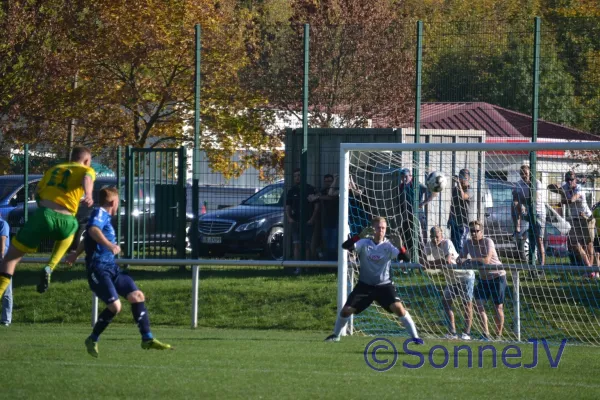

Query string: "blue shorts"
[[87, 263, 138, 305], [474, 275, 507, 305]]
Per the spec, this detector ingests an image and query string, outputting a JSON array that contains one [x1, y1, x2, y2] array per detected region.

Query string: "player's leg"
[[1, 278, 13, 326], [325, 282, 372, 342], [117, 274, 172, 350], [384, 290, 422, 344], [85, 267, 122, 358], [460, 276, 475, 340], [0, 208, 53, 296], [37, 213, 78, 293], [442, 286, 457, 338], [491, 276, 507, 337], [474, 279, 490, 339], [0, 245, 25, 298]]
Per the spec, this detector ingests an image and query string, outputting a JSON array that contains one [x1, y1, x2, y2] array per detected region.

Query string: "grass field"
[[1, 324, 600, 399], [3, 262, 600, 398]]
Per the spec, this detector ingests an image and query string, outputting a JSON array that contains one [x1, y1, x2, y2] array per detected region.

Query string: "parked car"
[[484, 179, 571, 261], [197, 181, 285, 260], [7, 177, 185, 253], [0, 175, 42, 224]]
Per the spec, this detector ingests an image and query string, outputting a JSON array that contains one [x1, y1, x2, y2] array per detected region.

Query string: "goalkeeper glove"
[[342, 235, 361, 250], [398, 247, 410, 262]]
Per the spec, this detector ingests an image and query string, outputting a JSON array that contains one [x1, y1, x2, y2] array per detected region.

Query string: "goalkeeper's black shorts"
[[344, 281, 400, 314]]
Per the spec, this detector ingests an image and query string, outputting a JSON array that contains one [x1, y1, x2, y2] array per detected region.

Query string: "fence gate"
[[125, 147, 187, 259]]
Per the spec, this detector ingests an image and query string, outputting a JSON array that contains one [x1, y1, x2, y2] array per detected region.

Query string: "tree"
[[242, 0, 417, 129], [1, 0, 281, 180]]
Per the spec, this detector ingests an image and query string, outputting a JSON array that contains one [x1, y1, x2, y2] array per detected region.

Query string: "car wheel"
[[265, 227, 284, 261]]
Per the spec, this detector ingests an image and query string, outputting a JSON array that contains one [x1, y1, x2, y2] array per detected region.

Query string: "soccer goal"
[[337, 141, 600, 345]]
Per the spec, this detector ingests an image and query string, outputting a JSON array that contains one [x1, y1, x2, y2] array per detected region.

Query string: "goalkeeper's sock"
[[47, 235, 75, 271], [0, 273, 12, 297], [131, 302, 153, 340], [92, 308, 116, 340], [400, 312, 419, 339], [333, 315, 350, 337]]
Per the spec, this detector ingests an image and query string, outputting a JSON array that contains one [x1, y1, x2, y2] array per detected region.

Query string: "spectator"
[[0, 215, 11, 326], [309, 173, 339, 261], [397, 168, 436, 262], [286, 168, 320, 269], [512, 165, 546, 266], [458, 220, 506, 340], [548, 171, 594, 266], [425, 226, 474, 340], [448, 168, 472, 254]]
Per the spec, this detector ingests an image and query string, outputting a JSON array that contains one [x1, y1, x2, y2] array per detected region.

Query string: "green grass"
[[1, 324, 599, 399], [4, 262, 600, 398], [10, 263, 338, 329]]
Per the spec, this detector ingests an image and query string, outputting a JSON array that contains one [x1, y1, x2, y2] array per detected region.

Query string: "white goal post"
[[337, 141, 600, 345]]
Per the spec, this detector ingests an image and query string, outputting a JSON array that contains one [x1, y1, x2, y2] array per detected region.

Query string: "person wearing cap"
[[425, 226, 475, 340], [448, 168, 472, 254], [548, 171, 594, 266], [512, 164, 546, 266], [397, 168, 436, 262]]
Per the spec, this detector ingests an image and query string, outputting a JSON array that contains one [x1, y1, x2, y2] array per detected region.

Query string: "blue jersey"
[[84, 207, 116, 266], [0, 217, 9, 256]]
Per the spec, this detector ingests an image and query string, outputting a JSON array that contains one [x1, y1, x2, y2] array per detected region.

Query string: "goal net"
[[337, 141, 600, 345]]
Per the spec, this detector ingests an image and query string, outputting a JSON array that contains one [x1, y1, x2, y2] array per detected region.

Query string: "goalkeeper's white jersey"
[[355, 238, 400, 286]]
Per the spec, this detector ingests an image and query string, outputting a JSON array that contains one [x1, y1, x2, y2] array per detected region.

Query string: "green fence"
[[1, 15, 599, 265]]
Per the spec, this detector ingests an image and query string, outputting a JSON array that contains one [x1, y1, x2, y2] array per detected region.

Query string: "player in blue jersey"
[[324, 216, 423, 343], [66, 187, 172, 357]]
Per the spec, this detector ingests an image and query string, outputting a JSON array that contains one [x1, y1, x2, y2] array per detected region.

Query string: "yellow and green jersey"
[[37, 162, 96, 215]]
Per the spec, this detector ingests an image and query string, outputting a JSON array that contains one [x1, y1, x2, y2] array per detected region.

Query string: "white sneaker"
[[445, 333, 458, 340], [461, 332, 472, 340]]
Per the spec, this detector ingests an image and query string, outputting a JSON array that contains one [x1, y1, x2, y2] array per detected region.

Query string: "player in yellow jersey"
[[0, 147, 95, 298]]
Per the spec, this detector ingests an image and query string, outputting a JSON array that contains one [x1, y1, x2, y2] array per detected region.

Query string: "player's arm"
[[65, 240, 85, 265], [82, 174, 94, 207], [88, 226, 120, 255], [388, 234, 410, 262], [0, 235, 6, 262]]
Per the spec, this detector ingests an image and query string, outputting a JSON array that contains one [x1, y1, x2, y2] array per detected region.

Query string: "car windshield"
[[243, 184, 283, 206], [487, 182, 514, 206], [0, 180, 21, 201]]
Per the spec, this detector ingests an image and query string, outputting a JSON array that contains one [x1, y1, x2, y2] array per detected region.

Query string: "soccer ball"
[[426, 171, 447, 193]]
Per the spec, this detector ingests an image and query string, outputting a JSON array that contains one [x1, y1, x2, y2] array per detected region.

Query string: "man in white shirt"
[[425, 226, 474, 340]]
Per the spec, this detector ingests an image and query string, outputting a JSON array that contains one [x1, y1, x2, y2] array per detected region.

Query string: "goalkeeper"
[[324, 216, 423, 344]]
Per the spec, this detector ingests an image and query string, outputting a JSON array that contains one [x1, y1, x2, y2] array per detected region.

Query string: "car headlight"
[[235, 218, 266, 232]]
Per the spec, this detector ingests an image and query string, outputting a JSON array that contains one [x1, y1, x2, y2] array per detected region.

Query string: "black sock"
[[91, 308, 116, 341], [131, 302, 152, 340]]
